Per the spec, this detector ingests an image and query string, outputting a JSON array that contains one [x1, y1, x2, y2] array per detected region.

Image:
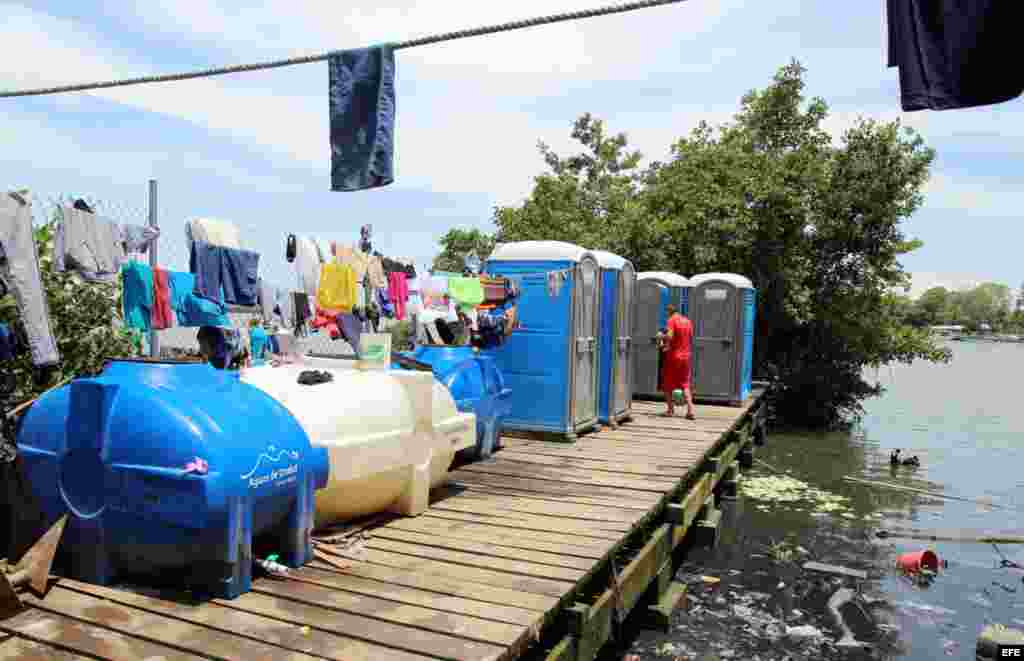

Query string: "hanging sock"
[[329, 46, 396, 192]]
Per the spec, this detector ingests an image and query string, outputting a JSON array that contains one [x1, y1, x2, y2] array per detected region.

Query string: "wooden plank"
[[623, 418, 736, 434], [455, 462, 677, 493], [22, 585, 326, 661], [364, 538, 584, 583], [573, 524, 673, 661], [383, 516, 612, 559], [428, 502, 633, 534], [448, 475, 659, 509], [355, 547, 575, 597], [308, 560, 557, 613], [0, 636, 90, 660], [447, 471, 662, 504], [496, 444, 702, 466], [423, 510, 624, 542], [670, 474, 713, 547], [437, 482, 654, 512], [592, 428, 724, 443], [0, 608, 207, 661], [498, 440, 707, 463], [57, 579, 434, 661], [253, 578, 528, 647], [284, 564, 541, 625], [218, 590, 506, 661], [490, 453, 688, 479], [372, 527, 597, 571], [445, 492, 641, 524]]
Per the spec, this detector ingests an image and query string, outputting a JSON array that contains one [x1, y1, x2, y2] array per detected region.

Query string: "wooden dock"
[[0, 388, 767, 661]]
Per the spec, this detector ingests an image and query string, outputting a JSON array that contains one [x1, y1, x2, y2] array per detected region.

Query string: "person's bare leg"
[[684, 386, 695, 419], [663, 390, 674, 416]]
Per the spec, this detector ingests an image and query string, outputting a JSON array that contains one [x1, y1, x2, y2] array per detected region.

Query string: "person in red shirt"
[[659, 304, 696, 419]]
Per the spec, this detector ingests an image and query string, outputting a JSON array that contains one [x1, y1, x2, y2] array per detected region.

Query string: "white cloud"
[[921, 172, 1024, 219]]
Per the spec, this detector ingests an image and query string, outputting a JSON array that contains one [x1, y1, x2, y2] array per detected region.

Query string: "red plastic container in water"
[[897, 549, 940, 573]]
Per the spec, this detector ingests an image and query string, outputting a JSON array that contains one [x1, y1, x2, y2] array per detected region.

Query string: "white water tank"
[[240, 358, 476, 527]]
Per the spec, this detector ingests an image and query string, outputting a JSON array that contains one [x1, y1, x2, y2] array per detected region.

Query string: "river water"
[[611, 340, 1024, 661]]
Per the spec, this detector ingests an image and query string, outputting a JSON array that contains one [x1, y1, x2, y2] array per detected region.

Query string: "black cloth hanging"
[[887, 0, 1024, 111], [286, 234, 297, 263], [72, 198, 94, 213]]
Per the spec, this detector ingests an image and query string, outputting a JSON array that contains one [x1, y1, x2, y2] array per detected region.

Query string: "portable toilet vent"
[[633, 272, 691, 399], [689, 273, 757, 406], [591, 250, 636, 427], [484, 241, 601, 440]]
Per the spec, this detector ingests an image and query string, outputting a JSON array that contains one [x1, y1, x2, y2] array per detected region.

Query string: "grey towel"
[[329, 46, 396, 192]]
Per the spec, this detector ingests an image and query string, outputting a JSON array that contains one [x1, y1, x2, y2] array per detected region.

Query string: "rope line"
[[0, 0, 685, 98]]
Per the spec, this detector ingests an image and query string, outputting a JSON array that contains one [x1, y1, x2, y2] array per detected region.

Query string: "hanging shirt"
[[886, 0, 1024, 111], [295, 237, 321, 304], [387, 271, 408, 321], [366, 255, 387, 289], [151, 267, 174, 331], [122, 262, 154, 332], [315, 238, 334, 264], [186, 218, 242, 249], [317, 263, 358, 312], [55, 206, 125, 282], [448, 276, 485, 313]]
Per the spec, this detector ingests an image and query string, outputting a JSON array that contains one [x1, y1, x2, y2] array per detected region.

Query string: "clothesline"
[[0, 0, 685, 98]]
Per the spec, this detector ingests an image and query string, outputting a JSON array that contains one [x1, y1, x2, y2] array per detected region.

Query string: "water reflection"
[[611, 341, 1023, 661]]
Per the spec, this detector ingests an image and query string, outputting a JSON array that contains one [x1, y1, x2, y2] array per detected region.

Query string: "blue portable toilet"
[[484, 241, 601, 440], [633, 272, 691, 399], [591, 250, 636, 427], [688, 273, 757, 406]]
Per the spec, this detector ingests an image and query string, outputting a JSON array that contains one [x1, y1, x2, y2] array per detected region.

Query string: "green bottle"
[[672, 389, 683, 404]]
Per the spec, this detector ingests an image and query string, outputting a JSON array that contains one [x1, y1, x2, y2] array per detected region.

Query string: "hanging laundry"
[[312, 305, 343, 339], [258, 278, 278, 325], [359, 224, 372, 254], [366, 254, 387, 289], [406, 277, 423, 315], [151, 267, 174, 331], [314, 238, 334, 264], [0, 192, 60, 367], [329, 46, 395, 192], [887, 0, 1024, 112], [387, 271, 408, 321], [448, 276, 484, 313], [186, 218, 242, 249], [421, 275, 449, 298], [121, 225, 160, 253], [277, 291, 295, 329], [292, 292, 311, 328], [122, 261, 154, 332], [376, 287, 394, 318], [54, 205, 125, 283], [335, 312, 362, 356], [317, 263, 358, 312], [295, 236, 321, 303], [189, 241, 260, 306], [167, 270, 229, 328], [286, 234, 297, 263]]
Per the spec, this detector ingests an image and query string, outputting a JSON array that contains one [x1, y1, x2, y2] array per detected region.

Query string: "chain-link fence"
[[24, 187, 362, 359]]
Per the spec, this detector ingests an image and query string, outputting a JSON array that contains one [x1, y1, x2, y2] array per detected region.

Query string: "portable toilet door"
[[484, 241, 601, 438], [633, 272, 690, 399], [591, 251, 635, 427], [689, 273, 757, 406]]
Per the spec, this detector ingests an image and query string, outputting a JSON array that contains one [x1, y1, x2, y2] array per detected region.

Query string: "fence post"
[[147, 179, 160, 358]]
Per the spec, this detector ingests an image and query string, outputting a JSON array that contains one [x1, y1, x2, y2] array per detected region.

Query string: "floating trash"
[[739, 475, 855, 516]]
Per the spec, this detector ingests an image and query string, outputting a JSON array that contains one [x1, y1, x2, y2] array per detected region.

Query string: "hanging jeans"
[[0, 193, 60, 367], [190, 241, 260, 306]]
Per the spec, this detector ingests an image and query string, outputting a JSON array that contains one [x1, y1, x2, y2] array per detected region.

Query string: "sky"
[[1, 1, 1022, 298]]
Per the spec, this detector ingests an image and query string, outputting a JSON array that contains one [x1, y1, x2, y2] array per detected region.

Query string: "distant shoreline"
[[942, 333, 1024, 343]]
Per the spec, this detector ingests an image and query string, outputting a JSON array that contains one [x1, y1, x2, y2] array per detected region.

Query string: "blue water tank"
[[16, 359, 329, 599], [401, 346, 512, 458]]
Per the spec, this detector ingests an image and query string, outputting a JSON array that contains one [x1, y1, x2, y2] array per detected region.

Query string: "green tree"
[[493, 60, 950, 428], [494, 113, 661, 269], [913, 286, 953, 325], [0, 220, 141, 404], [432, 228, 497, 273], [957, 282, 1013, 330]]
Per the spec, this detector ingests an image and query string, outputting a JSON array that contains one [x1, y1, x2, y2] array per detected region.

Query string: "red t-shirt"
[[667, 313, 693, 359]]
